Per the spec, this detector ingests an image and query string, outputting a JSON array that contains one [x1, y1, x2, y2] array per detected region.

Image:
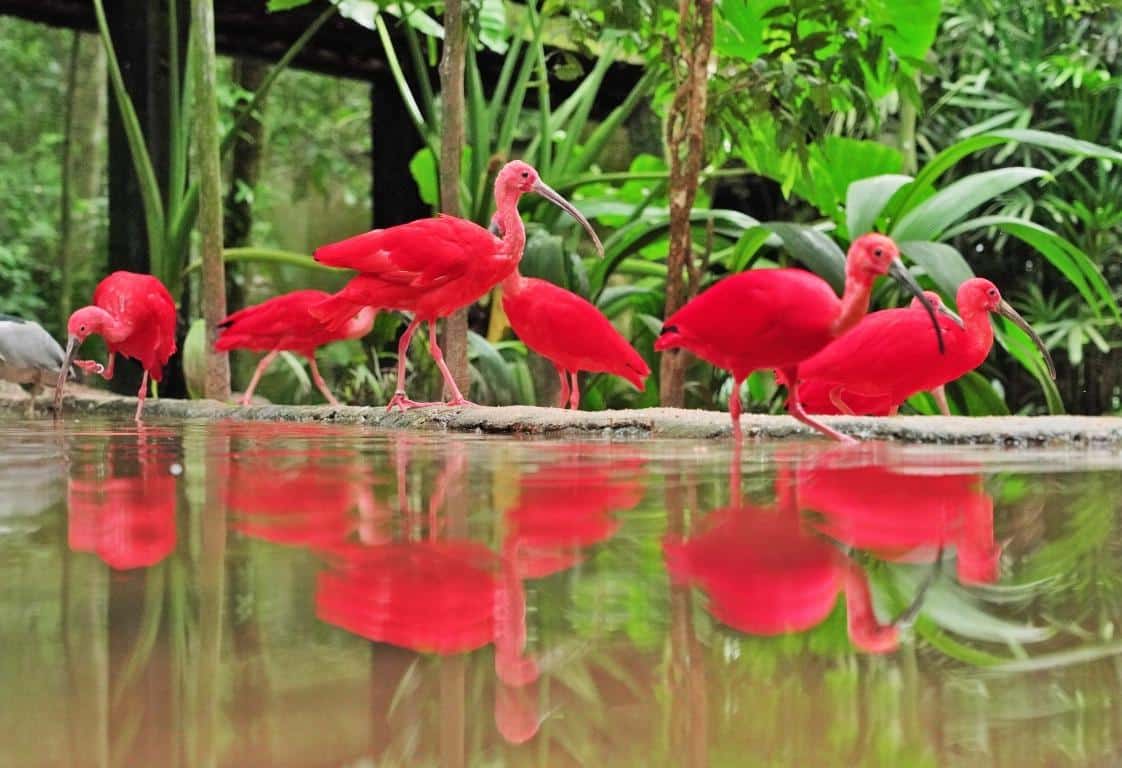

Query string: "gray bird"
[[0, 314, 74, 416]]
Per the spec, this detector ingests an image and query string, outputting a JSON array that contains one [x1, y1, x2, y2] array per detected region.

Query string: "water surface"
[[2, 415, 1122, 766]]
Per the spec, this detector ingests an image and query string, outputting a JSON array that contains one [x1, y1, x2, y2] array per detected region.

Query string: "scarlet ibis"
[[0, 314, 73, 416], [794, 278, 1054, 417], [309, 160, 603, 410], [501, 268, 649, 408], [55, 271, 178, 421], [215, 289, 376, 406], [654, 234, 943, 442]]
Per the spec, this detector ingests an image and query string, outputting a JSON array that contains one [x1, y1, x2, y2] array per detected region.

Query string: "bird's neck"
[[962, 307, 995, 355], [830, 276, 874, 337], [501, 265, 527, 296], [90, 307, 131, 344], [494, 187, 527, 261]]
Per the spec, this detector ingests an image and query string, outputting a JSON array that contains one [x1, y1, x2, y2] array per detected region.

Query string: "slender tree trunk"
[[659, 0, 714, 407], [224, 58, 268, 315], [59, 32, 107, 329], [192, 0, 230, 400], [438, 0, 470, 399]]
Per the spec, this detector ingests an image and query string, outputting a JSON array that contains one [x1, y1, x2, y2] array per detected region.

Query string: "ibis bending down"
[[0, 314, 72, 416]]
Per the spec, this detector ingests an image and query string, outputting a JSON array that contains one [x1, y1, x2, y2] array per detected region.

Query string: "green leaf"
[[846, 174, 913, 238], [995, 320, 1065, 413], [474, 0, 509, 54], [765, 222, 846, 293], [950, 371, 1011, 416], [891, 168, 1047, 242], [409, 147, 439, 207], [898, 241, 974, 298], [942, 216, 1121, 322], [267, 0, 313, 10], [182, 318, 206, 400], [182, 248, 343, 276]]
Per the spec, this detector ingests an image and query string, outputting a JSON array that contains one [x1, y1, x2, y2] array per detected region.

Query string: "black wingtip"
[[660, 324, 678, 337]]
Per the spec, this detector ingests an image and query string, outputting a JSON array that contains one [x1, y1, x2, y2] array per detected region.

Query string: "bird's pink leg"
[[782, 367, 856, 443], [241, 350, 279, 406], [828, 385, 857, 416], [729, 375, 744, 441], [387, 317, 431, 411], [931, 385, 950, 416], [568, 371, 580, 410], [308, 355, 341, 406], [428, 320, 475, 407], [555, 366, 570, 409], [134, 370, 149, 422]]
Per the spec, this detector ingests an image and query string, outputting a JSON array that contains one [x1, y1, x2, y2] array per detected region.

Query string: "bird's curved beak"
[[997, 299, 1056, 379], [938, 303, 965, 329], [53, 335, 79, 416], [889, 259, 944, 354], [531, 179, 604, 257]]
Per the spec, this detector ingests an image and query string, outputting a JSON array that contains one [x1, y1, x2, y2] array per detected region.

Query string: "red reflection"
[[665, 445, 1001, 654], [797, 449, 999, 585], [663, 483, 898, 653], [68, 430, 178, 570]]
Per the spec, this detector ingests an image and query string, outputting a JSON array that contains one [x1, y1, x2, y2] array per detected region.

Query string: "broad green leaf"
[[846, 174, 913, 239], [765, 222, 846, 293], [803, 137, 904, 224], [887, 129, 1122, 222], [891, 168, 1047, 242], [898, 241, 974, 299], [469, 331, 520, 405], [408, 147, 439, 207], [995, 320, 1064, 413], [951, 371, 1011, 416], [474, 0, 508, 53], [182, 319, 206, 400], [943, 215, 1120, 321]]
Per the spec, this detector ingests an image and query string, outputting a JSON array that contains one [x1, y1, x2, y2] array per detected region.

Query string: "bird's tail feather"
[[310, 292, 365, 333]]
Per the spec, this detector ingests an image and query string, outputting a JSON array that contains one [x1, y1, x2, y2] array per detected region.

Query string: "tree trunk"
[[192, 0, 230, 401], [659, 0, 714, 407], [223, 58, 269, 316], [438, 0, 470, 399], [59, 32, 107, 329]]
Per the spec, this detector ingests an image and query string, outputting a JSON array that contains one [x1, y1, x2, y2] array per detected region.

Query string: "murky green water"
[[3, 416, 1122, 766]]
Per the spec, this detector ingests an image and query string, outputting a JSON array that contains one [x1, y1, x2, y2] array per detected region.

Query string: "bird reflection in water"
[[665, 444, 999, 653], [314, 440, 643, 746], [67, 427, 179, 570]]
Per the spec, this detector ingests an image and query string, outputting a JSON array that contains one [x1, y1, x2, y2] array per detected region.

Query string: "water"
[[2, 416, 1122, 766]]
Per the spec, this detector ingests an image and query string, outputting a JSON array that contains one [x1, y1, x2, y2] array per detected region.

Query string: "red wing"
[[314, 216, 500, 290], [221, 290, 327, 333]]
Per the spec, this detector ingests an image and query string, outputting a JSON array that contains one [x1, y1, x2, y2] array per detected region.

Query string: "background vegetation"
[[2, 0, 1121, 415]]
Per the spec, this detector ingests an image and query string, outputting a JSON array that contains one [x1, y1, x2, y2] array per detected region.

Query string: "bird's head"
[[958, 278, 1055, 379], [847, 233, 944, 353], [847, 233, 900, 280], [494, 160, 604, 257], [498, 160, 541, 195], [66, 306, 106, 344]]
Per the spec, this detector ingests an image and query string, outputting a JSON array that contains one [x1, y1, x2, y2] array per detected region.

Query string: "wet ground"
[[3, 415, 1122, 766]]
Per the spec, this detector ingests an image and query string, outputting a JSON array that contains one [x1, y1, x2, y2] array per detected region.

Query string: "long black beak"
[[889, 259, 944, 354], [531, 179, 604, 257], [997, 299, 1056, 379], [54, 335, 79, 415]]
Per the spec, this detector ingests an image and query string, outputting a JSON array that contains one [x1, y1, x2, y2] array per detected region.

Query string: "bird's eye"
[[988, 289, 998, 297], [79, 324, 86, 332], [521, 171, 529, 179], [873, 247, 884, 258]]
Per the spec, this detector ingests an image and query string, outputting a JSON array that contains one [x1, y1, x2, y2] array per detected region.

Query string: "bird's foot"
[[74, 359, 105, 376], [443, 396, 477, 408], [385, 392, 438, 411]]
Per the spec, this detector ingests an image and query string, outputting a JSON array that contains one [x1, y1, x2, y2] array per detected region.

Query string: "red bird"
[[654, 234, 942, 442], [215, 289, 376, 406], [55, 271, 178, 421], [310, 160, 603, 410], [501, 268, 649, 408], [793, 278, 1054, 417]]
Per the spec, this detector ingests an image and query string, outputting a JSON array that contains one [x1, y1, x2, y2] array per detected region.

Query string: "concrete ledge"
[[4, 385, 1122, 446]]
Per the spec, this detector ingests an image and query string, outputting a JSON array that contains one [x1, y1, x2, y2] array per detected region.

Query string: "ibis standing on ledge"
[[309, 160, 603, 411], [55, 271, 178, 422], [0, 314, 72, 416], [655, 234, 944, 442]]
